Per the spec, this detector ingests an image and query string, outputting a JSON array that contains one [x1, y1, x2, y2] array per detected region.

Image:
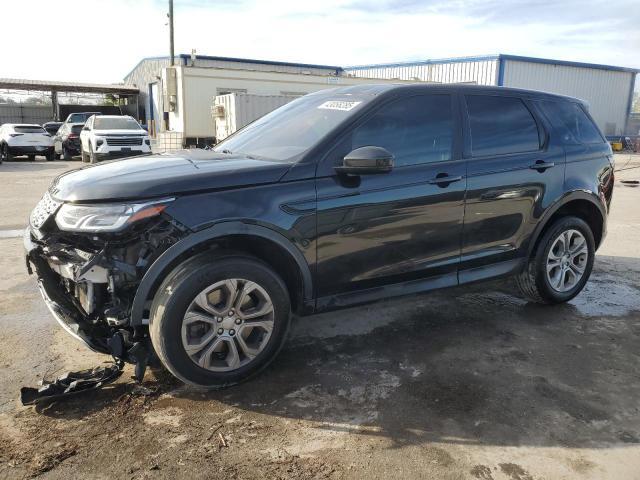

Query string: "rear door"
[[314, 92, 466, 302], [460, 93, 565, 282]]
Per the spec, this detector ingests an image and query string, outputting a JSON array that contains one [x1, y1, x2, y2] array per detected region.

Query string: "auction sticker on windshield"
[[318, 100, 362, 111]]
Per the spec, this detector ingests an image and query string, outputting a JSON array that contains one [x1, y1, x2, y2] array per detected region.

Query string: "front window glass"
[[214, 93, 371, 162], [94, 117, 141, 130], [350, 94, 453, 167]]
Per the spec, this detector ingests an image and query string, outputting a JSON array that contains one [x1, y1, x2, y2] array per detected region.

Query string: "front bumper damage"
[[23, 211, 187, 404]]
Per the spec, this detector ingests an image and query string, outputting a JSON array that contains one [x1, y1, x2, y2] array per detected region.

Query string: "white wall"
[[178, 66, 414, 138], [503, 60, 634, 135]]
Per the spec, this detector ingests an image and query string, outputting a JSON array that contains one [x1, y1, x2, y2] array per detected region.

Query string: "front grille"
[[30, 191, 61, 229], [106, 137, 143, 146]]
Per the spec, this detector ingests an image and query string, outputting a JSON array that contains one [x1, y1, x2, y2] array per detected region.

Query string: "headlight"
[[55, 198, 173, 232]]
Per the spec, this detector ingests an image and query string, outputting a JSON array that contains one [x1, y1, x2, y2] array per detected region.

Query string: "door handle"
[[529, 160, 555, 171], [428, 174, 463, 185]]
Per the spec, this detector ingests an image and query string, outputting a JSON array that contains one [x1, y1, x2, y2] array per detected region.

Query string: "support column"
[[51, 90, 59, 121]]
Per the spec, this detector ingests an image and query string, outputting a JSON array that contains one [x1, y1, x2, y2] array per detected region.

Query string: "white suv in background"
[[79, 115, 151, 163], [0, 124, 54, 163]]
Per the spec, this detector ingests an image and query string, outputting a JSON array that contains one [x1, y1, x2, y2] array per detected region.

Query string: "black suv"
[[25, 84, 614, 388]]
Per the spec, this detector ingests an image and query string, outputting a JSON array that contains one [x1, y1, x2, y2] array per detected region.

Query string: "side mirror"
[[334, 146, 394, 175]]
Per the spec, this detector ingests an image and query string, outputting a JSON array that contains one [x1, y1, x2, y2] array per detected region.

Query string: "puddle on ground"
[[570, 274, 640, 317]]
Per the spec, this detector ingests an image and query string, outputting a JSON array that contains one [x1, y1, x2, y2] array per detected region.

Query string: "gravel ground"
[[1, 154, 639, 480]]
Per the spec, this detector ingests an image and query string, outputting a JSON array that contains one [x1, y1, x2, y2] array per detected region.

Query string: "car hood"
[[49, 150, 292, 202], [93, 129, 147, 136]]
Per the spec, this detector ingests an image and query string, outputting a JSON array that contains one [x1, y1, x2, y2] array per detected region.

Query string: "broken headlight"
[[55, 198, 174, 232]]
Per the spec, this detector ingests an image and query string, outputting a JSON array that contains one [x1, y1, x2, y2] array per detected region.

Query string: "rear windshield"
[[71, 125, 83, 134], [14, 126, 46, 133], [94, 117, 141, 130], [214, 93, 372, 162]]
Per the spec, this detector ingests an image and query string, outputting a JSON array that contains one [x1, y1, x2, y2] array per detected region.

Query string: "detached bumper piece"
[[20, 361, 124, 406]]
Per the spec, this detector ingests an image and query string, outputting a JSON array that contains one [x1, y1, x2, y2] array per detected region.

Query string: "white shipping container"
[[213, 93, 298, 141]]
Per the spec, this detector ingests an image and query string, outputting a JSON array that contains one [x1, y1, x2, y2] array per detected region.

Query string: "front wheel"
[[149, 253, 292, 389], [516, 216, 595, 304]]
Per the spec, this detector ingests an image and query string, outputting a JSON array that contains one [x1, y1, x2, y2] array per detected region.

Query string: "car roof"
[[327, 83, 584, 103], [92, 115, 133, 119]]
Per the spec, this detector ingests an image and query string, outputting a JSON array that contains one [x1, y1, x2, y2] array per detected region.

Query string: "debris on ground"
[[20, 361, 124, 406]]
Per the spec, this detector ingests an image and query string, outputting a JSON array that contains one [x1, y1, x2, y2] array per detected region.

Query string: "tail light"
[[68, 134, 78, 139]]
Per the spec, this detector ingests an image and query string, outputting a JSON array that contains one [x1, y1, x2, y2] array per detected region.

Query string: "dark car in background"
[[63, 112, 100, 125], [42, 122, 63, 136], [25, 84, 614, 389], [53, 123, 84, 160]]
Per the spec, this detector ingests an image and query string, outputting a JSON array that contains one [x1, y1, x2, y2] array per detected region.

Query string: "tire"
[[28, 154, 35, 161], [149, 253, 292, 389], [54, 153, 61, 160], [516, 216, 595, 304], [62, 147, 71, 160], [45, 151, 54, 161]]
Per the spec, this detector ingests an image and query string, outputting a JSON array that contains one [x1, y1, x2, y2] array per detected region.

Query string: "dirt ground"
[[1, 154, 639, 480]]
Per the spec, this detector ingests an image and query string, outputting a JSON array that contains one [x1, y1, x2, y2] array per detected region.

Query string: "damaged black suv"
[[25, 84, 614, 389]]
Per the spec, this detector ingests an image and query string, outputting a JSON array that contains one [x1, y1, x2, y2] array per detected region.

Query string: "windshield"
[[68, 113, 98, 123], [15, 126, 46, 133], [94, 117, 141, 130], [213, 93, 371, 162]]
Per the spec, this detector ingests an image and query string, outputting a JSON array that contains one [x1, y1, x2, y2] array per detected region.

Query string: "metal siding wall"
[[344, 60, 498, 85], [124, 58, 172, 123], [502, 60, 634, 135], [0, 104, 52, 124], [188, 58, 337, 76]]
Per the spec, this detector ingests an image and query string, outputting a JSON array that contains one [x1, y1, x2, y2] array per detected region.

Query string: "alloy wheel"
[[546, 229, 588, 292], [181, 278, 275, 372]]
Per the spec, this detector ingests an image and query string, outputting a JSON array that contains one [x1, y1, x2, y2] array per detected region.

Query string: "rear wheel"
[[45, 151, 54, 161], [28, 154, 35, 161], [516, 216, 595, 304], [149, 254, 292, 389], [62, 146, 72, 160]]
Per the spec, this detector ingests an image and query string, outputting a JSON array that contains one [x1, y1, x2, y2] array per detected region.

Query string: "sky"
[[1, 0, 639, 85]]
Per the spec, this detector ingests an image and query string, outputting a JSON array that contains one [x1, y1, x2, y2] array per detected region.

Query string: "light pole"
[[169, 0, 175, 66]]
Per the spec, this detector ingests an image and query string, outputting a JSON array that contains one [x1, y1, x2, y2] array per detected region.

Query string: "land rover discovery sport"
[[24, 84, 614, 388]]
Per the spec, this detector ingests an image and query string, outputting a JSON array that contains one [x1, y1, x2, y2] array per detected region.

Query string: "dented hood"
[[49, 151, 292, 202]]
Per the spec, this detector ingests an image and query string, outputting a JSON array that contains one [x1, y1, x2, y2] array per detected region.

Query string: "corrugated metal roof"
[[347, 54, 640, 74], [0, 78, 139, 94]]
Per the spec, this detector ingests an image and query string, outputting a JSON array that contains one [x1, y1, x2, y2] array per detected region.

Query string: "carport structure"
[[0, 78, 139, 123]]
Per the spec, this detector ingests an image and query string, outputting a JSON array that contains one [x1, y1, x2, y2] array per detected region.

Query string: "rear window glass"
[[71, 125, 83, 134], [94, 117, 141, 130], [14, 126, 46, 133], [68, 113, 98, 123], [538, 101, 603, 144], [466, 95, 540, 156]]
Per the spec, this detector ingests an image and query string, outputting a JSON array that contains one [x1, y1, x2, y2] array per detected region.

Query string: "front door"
[[459, 93, 566, 282], [314, 93, 466, 305]]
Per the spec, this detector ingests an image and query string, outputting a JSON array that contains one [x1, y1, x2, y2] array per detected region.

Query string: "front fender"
[[129, 221, 313, 326]]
